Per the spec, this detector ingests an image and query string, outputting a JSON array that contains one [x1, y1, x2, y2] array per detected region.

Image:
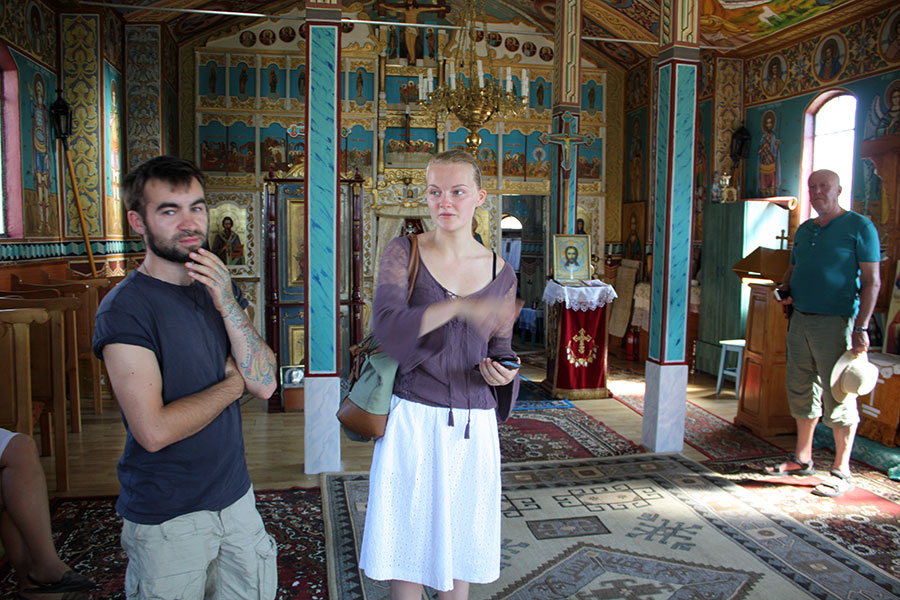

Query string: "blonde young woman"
[[359, 150, 522, 599]]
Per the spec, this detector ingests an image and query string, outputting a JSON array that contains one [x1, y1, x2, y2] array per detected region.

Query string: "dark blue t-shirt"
[[93, 271, 252, 524]]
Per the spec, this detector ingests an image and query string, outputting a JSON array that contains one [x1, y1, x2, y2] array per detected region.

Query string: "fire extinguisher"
[[625, 326, 636, 361]]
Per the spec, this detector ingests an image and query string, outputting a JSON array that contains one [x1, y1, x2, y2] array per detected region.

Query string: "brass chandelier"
[[420, 0, 528, 156]]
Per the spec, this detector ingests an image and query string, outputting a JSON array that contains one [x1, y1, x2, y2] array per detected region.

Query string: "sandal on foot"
[[812, 469, 854, 498], [761, 453, 815, 477], [25, 570, 96, 593]]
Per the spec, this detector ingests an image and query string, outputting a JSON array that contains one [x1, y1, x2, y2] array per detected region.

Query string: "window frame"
[[800, 89, 856, 223], [0, 41, 23, 238]]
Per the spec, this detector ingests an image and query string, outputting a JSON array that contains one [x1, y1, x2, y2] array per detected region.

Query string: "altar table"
[[541, 280, 617, 399]]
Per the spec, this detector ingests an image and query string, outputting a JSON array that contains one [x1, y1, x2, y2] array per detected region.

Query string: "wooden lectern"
[[732, 248, 796, 437]]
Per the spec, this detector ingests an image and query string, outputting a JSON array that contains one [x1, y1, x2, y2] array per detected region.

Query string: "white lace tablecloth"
[[542, 280, 617, 311]]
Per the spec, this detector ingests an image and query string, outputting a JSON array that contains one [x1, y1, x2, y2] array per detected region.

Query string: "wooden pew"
[[0, 297, 78, 492], [0, 308, 49, 437], [39, 272, 112, 415], [9, 277, 93, 431]]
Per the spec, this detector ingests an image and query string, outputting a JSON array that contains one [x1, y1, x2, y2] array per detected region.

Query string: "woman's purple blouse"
[[373, 235, 520, 422]]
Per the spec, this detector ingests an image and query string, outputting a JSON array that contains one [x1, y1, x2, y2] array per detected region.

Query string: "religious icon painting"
[[299, 24, 307, 39], [475, 30, 484, 42], [553, 235, 591, 282], [342, 22, 354, 33], [259, 29, 276, 46], [487, 32, 501, 47], [880, 9, 900, 61], [279, 26, 296, 43], [206, 193, 255, 277], [763, 55, 787, 97], [505, 37, 519, 52], [522, 41, 536, 57], [814, 34, 846, 82], [539, 46, 554, 62], [553, 234, 591, 282], [26, 2, 44, 56], [239, 31, 256, 47]]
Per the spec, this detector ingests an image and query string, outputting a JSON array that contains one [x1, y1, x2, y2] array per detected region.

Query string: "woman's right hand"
[[459, 296, 523, 338]]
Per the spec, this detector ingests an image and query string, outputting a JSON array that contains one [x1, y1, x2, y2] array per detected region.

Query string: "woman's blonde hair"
[[425, 149, 484, 190]]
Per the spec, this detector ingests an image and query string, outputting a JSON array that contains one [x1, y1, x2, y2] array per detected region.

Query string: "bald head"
[[808, 169, 843, 220]]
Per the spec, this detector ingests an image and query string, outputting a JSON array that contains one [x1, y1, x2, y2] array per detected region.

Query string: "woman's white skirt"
[[358, 395, 501, 592]]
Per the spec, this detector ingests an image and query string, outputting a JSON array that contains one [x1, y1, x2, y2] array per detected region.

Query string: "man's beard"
[[145, 222, 210, 263]]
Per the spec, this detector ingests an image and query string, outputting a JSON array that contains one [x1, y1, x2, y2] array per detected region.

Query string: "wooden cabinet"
[[735, 283, 796, 436]]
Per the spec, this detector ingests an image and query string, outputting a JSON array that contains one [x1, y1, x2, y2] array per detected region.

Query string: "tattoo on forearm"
[[223, 302, 275, 386]]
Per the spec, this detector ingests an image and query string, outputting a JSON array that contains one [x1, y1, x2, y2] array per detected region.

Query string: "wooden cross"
[[539, 111, 594, 232], [572, 327, 592, 355], [776, 229, 789, 250], [539, 112, 595, 172], [375, 0, 447, 61]]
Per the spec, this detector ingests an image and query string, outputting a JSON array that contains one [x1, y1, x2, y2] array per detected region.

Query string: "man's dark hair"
[[123, 156, 206, 217]]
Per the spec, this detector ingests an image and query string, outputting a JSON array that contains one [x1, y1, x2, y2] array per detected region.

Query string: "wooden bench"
[[0, 296, 79, 492], [0, 308, 49, 436], [9, 277, 95, 431], [39, 272, 112, 415]]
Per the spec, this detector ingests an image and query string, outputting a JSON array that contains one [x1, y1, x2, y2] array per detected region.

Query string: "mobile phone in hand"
[[490, 356, 521, 369], [773, 288, 788, 302]]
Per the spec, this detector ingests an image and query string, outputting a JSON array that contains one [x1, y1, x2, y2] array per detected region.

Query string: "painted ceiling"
[[97, 0, 883, 69]]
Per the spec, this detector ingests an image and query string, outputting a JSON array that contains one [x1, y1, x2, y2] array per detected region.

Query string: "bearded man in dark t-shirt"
[[93, 156, 278, 599]]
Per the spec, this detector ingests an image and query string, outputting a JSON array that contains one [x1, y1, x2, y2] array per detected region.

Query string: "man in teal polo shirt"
[[767, 169, 880, 498]]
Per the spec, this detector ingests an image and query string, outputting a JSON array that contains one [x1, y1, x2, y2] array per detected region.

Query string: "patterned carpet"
[[0, 488, 328, 600], [706, 448, 900, 581], [500, 406, 643, 462], [322, 454, 900, 599], [607, 370, 787, 461]]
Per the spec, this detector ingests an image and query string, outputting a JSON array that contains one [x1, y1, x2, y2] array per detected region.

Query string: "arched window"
[[500, 214, 523, 230], [802, 91, 856, 218], [0, 42, 23, 238]]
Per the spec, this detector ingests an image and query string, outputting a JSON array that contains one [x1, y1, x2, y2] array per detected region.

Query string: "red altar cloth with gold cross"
[[542, 280, 617, 400]]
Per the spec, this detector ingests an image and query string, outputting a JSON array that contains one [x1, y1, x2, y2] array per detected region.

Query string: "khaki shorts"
[[121, 486, 277, 600], [785, 311, 858, 428]]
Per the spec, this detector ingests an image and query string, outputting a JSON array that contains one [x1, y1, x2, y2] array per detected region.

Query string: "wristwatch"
[[852, 326, 868, 333]]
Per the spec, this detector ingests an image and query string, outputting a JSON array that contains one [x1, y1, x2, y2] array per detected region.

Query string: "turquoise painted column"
[[304, 3, 342, 474], [643, 0, 699, 452]]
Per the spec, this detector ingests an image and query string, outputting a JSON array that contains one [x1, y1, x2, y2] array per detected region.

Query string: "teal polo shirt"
[[790, 211, 880, 317]]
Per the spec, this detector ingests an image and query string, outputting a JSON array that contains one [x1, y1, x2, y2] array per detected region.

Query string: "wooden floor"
[[43, 356, 799, 498]]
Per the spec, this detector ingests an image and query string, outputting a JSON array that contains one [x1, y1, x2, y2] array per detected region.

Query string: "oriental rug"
[[0, 488, 327, 600], [706, 447, 900, 580], [607, 376, 786, 460], [322, 453, 900, 600], [500, 407, 643, 463]]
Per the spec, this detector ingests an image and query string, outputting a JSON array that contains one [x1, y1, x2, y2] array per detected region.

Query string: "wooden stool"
[[716, 339, 745, 397]]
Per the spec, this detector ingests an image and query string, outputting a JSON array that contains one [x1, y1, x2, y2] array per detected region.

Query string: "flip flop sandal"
[[761, 453, 815, 477], [812, 469, 854, 498]]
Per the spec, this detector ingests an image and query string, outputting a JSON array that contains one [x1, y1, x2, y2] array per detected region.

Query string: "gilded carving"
[[229, 54, 255, 66]]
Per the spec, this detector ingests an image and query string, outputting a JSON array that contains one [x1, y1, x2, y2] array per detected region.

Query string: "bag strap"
[[492, 252, 497, 281], [405, 233, 420, 303]]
